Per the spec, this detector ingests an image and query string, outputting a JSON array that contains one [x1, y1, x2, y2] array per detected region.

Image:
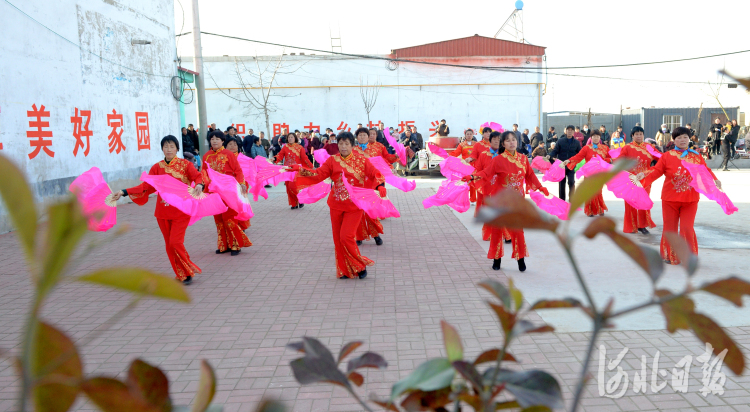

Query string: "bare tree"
[[360, 76, 381, 125]]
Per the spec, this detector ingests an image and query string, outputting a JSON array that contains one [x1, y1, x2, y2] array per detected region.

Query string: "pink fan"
[[298, 181, 331, 204], [342, 178, 400, 219], [529, 190, 573, 220], [237, 154, 268, 201], [206, 166, 254, 221], [605, 172, 654, 210], [313, 149, 330, 165], [251, 160, 292, 200], [576, 155, 612, 179], [428, 142, 450, 158], [368, 156, 416, 192], [681, 161, 737, 215], [422, 180, 471, 213], [480, 122, 504, 133], [383, 128, 407, 166], [609, 147, 622, 159], [646, 145, 662, 158], [140, 172, 227, 222], [439, 156, 475, 181], [542, 160, 566, 182], [69, 167, 117, 232], [531, 156, 552, 172]]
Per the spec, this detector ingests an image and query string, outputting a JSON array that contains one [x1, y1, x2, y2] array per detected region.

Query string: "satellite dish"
[[515, 0, 524, 10]]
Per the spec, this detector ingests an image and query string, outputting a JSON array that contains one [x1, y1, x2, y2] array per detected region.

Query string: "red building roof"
[[391, 35, 546, 58]]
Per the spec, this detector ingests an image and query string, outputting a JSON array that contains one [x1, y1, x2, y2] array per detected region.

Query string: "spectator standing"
[[721, 120, 739, 170], [546, 127, 558, 149], [573, 127, 585, 145], [522, 129, 531, 154], [323, 134, 340, 156], [531, 141, 547, 159], [655, 124, 670, 151], [582, 124, 591, 141], [242, 128, 258, 154], [187, 124, 200, 153], [436, 119, 450, 136], [259, 132, 270, 155], [530, 126, 544, 149], [599, 125, 611, 146], [710, 118, 723, 156], [248, 136, 267, 159], [617, 125, 627, 143], [410, 126, 424, 150], [547, 125, 582, 201], [512, 124, 523, 149], [181, 127, 199, 168]]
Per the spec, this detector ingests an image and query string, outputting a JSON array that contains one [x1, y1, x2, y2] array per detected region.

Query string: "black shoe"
[[504, 239, 512, 244], [518, 258, 526, 272], [182, 276, 192, 285], [264, 185, 272, 188], [299, 203, 305, 208], [358, 270, 368, 279], [291, 206, 298, 210], [492, 259, 501, 271], [216, 249, 229, 254], [638, 228, 650, 234], [339, 276, 349, 280], [230, 249, 240, 256], [356, 240, 362, 246], [374, 236, 383, 246]]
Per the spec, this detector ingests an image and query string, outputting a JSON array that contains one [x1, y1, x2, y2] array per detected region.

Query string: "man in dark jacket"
[[242, 128, 259, 154], [721, 120, 740, 170], [187, 124, 200, 153], [436, 119, 450, 136], [547, 125, 582, 201], [710, 118, 723, 156], [410, 126, 424, 150], [530, 126, 544, 149], [599, 125, 611, 146], [546, 127, 558, 149]]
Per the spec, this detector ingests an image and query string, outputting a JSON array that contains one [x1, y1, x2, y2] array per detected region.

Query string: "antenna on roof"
[[330, 25, 342, 54], [494, 1, 525, 43]]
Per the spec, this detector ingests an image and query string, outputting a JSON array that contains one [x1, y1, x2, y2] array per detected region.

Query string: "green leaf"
[[390, 358, 455, 400], [32, 322, 83, 412], [126, 359, 171, 412], [77, 268, 190, 303], [491, 369, 563, 410], [81, 377, 161, 412], [688, 313, 745, 375], [473, 349, 517, 365], [568, 158, 634, 219], [509, 279, 523, 312], [520, 406, 552, 412], [452, 360, 483, 389], [701, 277, 750, 307], [478, 189, 559, 232], [478, 279, 512, 309], [495, 400, 522, 409], [337, 341, 363, 364], [663, 232, 698, 276], [0, 153, 37, 264], [191, 360, 216, 412], [488, 302, 515, 335], [441, 320, 464, 361], [38, 198, 88, 299], [655, 290, 695, 333], [346, 352, 387, 372], [529, 298, 583, 310]]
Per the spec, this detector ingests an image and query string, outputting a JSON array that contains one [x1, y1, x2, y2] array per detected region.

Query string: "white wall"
[[0, 0, 179, 231], [182, 55, 543, 140]]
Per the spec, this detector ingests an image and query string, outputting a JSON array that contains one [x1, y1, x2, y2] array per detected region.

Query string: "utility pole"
[[191, 0, 209, 155]]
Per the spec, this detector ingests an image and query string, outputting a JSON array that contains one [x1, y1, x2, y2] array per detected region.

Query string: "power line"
[[177, 31, 717, 85], [529, 49, 750, 70], [4, 0, 172, 78]]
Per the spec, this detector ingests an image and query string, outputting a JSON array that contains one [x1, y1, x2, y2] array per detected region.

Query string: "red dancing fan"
[[576, 155, 611, 179], [342, 178, 400, 219], [609, 147, 622, 159], [428, 142, 450, 158], [298, 180, 331, 204], [480, 122, 504, 133], [139, 172, 227, 223], [69, 167, 117, 232], [422, 180, 471, 213], [206, 166, 254, 221], [542, 160, 566, 182], [251, 160, 290, 200], [531, 156, 552, 172], [681, 160, 738, 215], [313, 149, 330, 165], [439, 156, 475, 181], [606, 172, 654, 210], [368, 156, 416, 192], [383, 128, 407, 166], [529, 190, 573, 220]]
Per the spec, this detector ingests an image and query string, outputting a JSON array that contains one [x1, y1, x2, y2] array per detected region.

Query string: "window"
[[663, 115, 682, 132]]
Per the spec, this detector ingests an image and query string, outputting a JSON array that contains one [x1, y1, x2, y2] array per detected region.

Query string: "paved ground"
[[0, 170, 749, 412]]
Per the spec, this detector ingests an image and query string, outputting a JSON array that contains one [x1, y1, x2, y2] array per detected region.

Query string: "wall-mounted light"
[[131, 39, 151, 45]]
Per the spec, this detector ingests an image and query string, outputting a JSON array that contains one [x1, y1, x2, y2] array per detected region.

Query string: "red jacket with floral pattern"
[[126, 158, 203, 220], [642, 149, 716, 203], [475, 150, 544, 197]]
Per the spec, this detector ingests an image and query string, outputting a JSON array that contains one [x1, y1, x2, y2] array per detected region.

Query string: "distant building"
[[623, 107, 740, 142]]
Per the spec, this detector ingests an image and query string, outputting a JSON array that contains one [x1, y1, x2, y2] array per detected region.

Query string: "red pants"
[[583, 189, 608, 216], [475, 192, 506, 241], [469, 183, 477, 203], [157, 217, 201, 281], [487, 227, 528, 260], [623, 184, 656, 233], [660, 201, 698, 265], [238, 219, 251, 231], [285, 181, 299, 207], [356, 215, 383, 241], [331, 209, 373, 278], [214, 209, 253, 252]]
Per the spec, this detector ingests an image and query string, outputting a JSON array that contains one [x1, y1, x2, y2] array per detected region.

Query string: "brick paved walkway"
[[1, 184, 749, 412]]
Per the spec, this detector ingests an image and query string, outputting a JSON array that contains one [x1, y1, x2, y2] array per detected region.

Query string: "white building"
[[0, 0, 179, 232], [181, 35, 546, 140]]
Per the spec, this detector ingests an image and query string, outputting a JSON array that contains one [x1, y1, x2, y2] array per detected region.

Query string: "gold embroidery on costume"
[[333, 153, 366, 184], [501, 151, 526, 171], [158, 158, 190, 184]]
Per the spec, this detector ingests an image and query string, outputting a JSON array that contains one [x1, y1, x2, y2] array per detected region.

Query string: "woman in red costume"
[[365, 128, 399, 164], [620, 126, 658, 234], [292, 131, 386, 279], [472, 132, 511, 243], [225, 135, 251, 231], [274, 133, 313, 210], [112, 135, 204, 285], [638, 127, 722, 265], [464, 131, 549, 272], [564, 129, 611, 217], [450, 129, 478, 203], [354, 127, 392, 245], [203, 131, 252, 256]]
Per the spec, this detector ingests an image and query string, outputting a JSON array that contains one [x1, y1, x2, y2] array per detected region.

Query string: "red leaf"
[[489, 302, 516, 335], [337, 341, 363, 364], [480, 189, 559, 232], [701, 277, 750, 307], [347, 371, 364, 386], [473, 349, 517, 365], [126, 359, 171, 412], [688, 313, 745, 375], [656, 290, 695, 333]]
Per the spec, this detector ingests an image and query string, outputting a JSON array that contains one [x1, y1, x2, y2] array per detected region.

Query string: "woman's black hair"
[[672, 126, 691, 140], [368, 128, 379, 134], [160, 135, 180, 151], [207, 130, 225, 145], [590, 129, 601, 137], [225, 136, 243, 153], [252, 136, 260, 145], [631, 126, 645, 136], [489, 131, 502, 142], [482, 127, 492, 134], [497, 131, 516, 154], [287, 133, 299, 144], [337, 131, 355, 146], [355, 127, 369, 137]]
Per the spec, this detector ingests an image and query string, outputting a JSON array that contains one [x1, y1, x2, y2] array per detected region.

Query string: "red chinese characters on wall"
[[107, 109, 126, 154], [135, 112, 150, 151], [367, 120, 382, 129], [71, 108, 93, 157], [233, 123, 245, 134], [272, 123, 289, 136], [429, 120, 440, 137], [336, 121, 351, 132], [397, 121, 414, 133], [305, 122, 320, 132], [27, 104, 55, 159]]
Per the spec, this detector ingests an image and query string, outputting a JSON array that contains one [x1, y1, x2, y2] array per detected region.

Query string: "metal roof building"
[[390, 35, 546, 58], [622, 107, 740, 142]]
